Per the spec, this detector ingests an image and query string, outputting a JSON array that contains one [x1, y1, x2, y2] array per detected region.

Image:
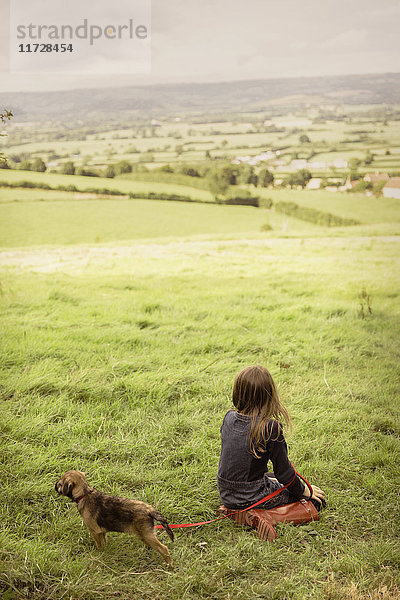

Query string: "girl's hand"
[[303, 484, 325, 505]]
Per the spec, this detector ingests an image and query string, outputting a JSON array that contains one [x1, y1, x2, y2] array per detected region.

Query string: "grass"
[[0, 169, 213, 202], [0, 187, 90, 203], [257, 188, 400, 225], [119, 171, 212, 191], [3, 180, 400, 249], [0, 183, 399, 599], [0, 190, 320, 247]]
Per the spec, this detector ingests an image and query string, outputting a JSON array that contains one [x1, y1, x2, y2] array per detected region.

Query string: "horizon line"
[[1, 70, 400, 96]]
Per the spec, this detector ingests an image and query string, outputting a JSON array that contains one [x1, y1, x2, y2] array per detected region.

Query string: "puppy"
[[55, 470, 174, 568]]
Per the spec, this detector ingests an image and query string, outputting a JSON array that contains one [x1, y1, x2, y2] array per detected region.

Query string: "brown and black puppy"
[[55, 470, 174, 568]]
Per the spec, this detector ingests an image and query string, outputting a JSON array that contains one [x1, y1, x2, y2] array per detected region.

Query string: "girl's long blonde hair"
[[232, 365, 291, 458]]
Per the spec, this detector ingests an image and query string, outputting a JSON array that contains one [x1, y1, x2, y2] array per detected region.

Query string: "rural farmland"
[[1, 74, 399, 600]]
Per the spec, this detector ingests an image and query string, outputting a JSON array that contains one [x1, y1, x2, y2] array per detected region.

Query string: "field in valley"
[[2, 105, 400, 176], [0, 181, 399, 599]]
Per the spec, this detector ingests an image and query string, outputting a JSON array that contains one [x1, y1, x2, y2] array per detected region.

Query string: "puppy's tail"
[[151, 510, 174, 541]]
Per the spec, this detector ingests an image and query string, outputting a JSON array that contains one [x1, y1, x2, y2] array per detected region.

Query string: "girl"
[[217, 365, 325, 511]]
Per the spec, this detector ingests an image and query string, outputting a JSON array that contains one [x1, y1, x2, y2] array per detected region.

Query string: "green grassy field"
[[0, 169, 214, 202], [1, 193, 315, 247], [4, 184, 400, 248], [1, 183, 399, 599], [257, 188, 400, 224]]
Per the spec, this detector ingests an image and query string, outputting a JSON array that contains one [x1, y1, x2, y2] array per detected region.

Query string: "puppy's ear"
[[62, 480, 74, 498]]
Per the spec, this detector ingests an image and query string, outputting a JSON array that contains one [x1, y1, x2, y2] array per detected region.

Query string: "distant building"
[[306, 178, 322, 190], [383, 177, 400, 199], [343, 175, 360, 191], [258, 151, 275, 161], [364, 172, 389, 186], [231, 155, 251, 165], [232, 150, 275, 166]]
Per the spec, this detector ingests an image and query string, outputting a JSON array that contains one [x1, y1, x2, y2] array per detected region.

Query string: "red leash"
[[155, 467, 312, 531]]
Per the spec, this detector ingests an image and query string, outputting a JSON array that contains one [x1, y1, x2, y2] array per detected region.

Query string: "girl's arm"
[[268, 424, 326, 504], [267, 424, 305, 498]]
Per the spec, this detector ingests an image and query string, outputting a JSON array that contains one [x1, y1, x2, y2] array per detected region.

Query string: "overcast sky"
[[1, 0, 399, 92]]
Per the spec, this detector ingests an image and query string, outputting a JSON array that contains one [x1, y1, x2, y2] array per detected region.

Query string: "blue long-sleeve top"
[[217, 410, 305, 508]]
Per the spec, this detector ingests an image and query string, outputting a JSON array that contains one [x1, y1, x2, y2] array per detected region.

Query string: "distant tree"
[[159, 164, 174, 173], [114, 160, 132, 174], [351, 180, 370, 193], [205, 150, 212, 160], [297, 169, 312, 188], [237, 165, 257, 186], [373, 180, 386, 196], [104, 165, 116, 178], [175, 144, 184, 156], [31, 157, 47, 172], [349, 157, 362, 171], [75, 166, 99, 177], [385, 149, 391, 155], [61, 161, 75, 175], [236, 165, 252, 186], [0, 109, 13, 123], [248, 171, 258, 186], [222, 165, 238, 185], [299, 134, 311, 144], [320, 177, 328, 189], [207, 167, 231, 198], [349, 170, 361, 182], [283, 169, 312, 189], [258, 168, 274, 188], [364, 151, 374, 165], [178, 165, 200, 177], [283, 174, 294, 189], [0, 109, 13, 166], [20, 160, 33, 171]]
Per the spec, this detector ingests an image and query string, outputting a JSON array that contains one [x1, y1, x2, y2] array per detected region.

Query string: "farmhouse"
[[383, 177, 400, 199], [364, 172, 389, 186], [232, 150, 275, 166], [343, 175, 360, 191], [306, 178, 322, 190]]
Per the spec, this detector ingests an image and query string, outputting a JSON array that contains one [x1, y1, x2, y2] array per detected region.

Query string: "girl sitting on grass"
[[217, 365, 325, 511]]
